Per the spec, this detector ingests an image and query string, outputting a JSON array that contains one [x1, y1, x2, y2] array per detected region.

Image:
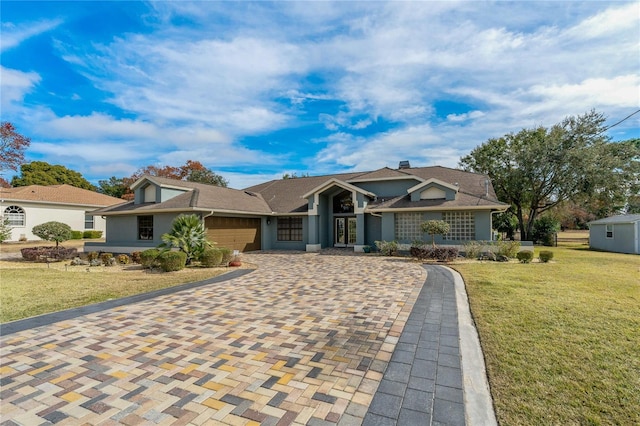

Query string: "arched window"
[[4, 206, 25, 226]]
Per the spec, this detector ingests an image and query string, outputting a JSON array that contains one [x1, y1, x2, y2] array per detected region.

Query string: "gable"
[[420, 186, 446, 200]]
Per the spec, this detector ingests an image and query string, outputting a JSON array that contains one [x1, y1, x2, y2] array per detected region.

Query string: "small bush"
[[158, 250, 187, 272], [117, 254, 130, 265], [494, 240, 520, 258], [201, 248, 223, 267], [375, 240, 398, 256], [463, 241, 484, 260], [218, 247, 233, 265], [70, 230, 84, 240], [87, 251, 99, 261], [140, 249, 161, 269], [539, 251, 554, 263], [101, 252, 114, 266], [131, 251, 142, 264], [516, 251, 534, 263], [83, 230, 103, 239]]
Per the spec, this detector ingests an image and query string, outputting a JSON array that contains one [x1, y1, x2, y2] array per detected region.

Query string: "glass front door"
[[335, 217, 357, 246]]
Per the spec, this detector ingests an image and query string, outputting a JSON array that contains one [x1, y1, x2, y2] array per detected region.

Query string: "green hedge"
[[70, 230, 84, 240], [539, 251, 554, 263], [201, 248, 223, 267], [83, 230, 103, 239], [140, 249, 161, 269], [516, 250, 534, 263], [218, 247, 233, 265], [158, 251, 187, 272]]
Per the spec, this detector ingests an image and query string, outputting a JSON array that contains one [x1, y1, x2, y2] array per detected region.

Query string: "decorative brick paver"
[[1, 252, 426, 425]]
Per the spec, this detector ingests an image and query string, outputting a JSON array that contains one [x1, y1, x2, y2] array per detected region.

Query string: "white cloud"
[[564, 2, 640, 40], [0, 66, 41, 108], [0, 19, 62, 52]]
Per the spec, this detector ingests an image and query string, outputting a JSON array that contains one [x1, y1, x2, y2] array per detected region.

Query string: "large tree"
[[100, 160, 228, 200], [11, 161, 96, 190], [1, 122, 31, 173], [460, 110, 638, 240]]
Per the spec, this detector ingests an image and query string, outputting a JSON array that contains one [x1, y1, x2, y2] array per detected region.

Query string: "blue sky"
[[2, 1, 639, 189]]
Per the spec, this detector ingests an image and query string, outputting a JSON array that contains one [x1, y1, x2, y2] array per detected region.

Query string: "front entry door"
[[335, 217, 357, 247]]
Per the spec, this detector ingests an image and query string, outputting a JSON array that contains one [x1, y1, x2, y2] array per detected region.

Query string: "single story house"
[[588, 214, 640, 255], [0, 185, 125, 242], [87, 163, 509, 254]]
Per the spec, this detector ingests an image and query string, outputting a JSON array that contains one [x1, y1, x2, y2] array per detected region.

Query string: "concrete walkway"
[[0, 252, 495, 425]]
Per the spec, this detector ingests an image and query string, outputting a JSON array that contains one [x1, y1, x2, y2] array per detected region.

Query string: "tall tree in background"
[[131, 160, 228, 186], [1, 122, 31, 187], [11, 161, 96, 190], [97, 176, 133, 199], [99, 160, 228, 200], [460, 110, 637, 240]]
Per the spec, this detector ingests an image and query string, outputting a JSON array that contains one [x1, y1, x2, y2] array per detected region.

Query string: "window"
[[395, 213, 423, 242], [442, 211, 475, 241], [138, 215, 153, 240], [84, 214, 94, 229], [277, 217, 303, 241], [4, 206, 25, 226], [606, 224, 613, 239], [333, 190, 354, 214]]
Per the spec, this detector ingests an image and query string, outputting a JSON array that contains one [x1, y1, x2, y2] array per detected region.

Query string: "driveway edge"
[[444, 266, 498, 426]]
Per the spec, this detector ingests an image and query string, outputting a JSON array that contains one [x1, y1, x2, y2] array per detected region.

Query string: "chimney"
[[398, 160, 410, 169]]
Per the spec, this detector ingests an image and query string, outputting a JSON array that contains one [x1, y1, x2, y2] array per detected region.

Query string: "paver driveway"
[[0, 252, 426, 425]]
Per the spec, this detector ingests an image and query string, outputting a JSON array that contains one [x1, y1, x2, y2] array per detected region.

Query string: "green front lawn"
[[454, 246, 640, 425]]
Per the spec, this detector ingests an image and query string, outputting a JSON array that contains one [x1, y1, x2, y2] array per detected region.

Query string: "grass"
[[0, 240, 246, 323], [452, 242, 640, 425]]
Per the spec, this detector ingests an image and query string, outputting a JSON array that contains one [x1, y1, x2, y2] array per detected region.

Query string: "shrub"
[[532, 216, 560, 246], [375, 240, 398, 256], [140, 249, 161, 269], [87, 251, 99, 261], [32, 221, 72, 247], [494, 240, 521, 258], [218, 247, 233, 265], [117, 254, 130, 265], [101, 252, 114, 266], [410, 245, 459, 262], [70, 230, 84, 240], [420, 220, 450, 247], [539, 251, 554, 263], [83, 230, 103, 239], [0, 217, 12, 243], [201, 248, 223, 267], [20, 246, 78, 262], [160, 214, 211, 265], [131, 251, 142, 264], [158, 250, 187, 272], [516, 251, 534, 263], [463, 241, 484, 260]]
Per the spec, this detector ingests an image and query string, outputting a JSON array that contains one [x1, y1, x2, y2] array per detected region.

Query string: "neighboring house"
[[0, 185, 125, 242], [588, 214, 640, 255], [87, 163, 509, 254]]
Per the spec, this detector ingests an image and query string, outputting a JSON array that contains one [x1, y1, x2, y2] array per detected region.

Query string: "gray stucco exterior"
[[88, 166, 509, 253], [588, 215, 640, 255]]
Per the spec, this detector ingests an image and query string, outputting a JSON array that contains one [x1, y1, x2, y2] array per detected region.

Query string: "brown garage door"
[[205, 216, 261, 252]]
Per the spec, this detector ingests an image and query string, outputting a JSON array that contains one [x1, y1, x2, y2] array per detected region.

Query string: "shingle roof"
[[96, 166, 505, 216], [368, 192, 506, 211], [246, 166, 502, 213], [0, 185, 125, 207], [588, 214, 640, 225], [96, 176, 272, 215]]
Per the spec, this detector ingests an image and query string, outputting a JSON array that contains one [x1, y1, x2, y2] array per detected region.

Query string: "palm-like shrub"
[[160, 214, 212, 265]]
